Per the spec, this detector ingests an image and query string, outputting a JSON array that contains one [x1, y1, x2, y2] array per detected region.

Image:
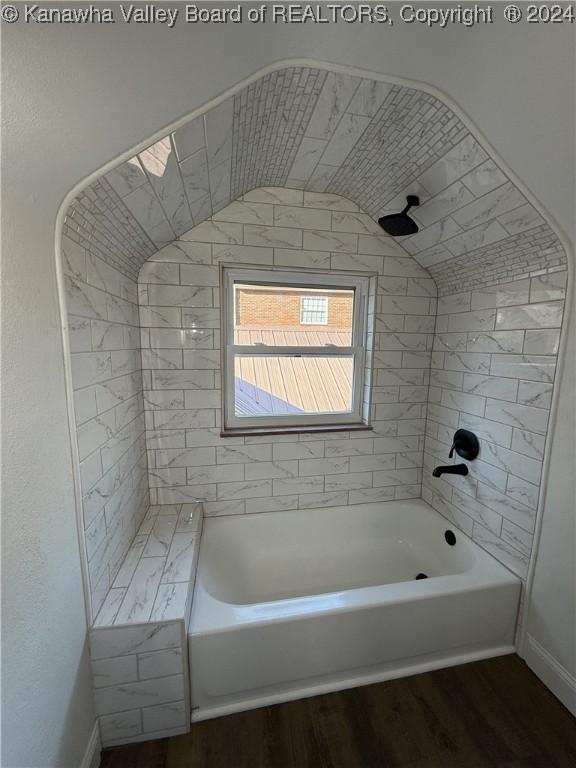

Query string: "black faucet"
[[432, 464, 469, 477]]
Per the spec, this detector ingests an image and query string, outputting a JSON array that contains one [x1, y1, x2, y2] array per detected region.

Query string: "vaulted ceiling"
[[62, 65, 566, 293]]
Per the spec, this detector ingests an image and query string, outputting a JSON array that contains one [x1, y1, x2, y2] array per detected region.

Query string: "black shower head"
[[378, 195, 420, 236]]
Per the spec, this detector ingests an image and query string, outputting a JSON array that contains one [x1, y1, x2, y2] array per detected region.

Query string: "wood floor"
[[101, 655, 576, 768]]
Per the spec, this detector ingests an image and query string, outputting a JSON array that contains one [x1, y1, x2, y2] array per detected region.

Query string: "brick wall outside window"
[[236, 288, 353, 328]]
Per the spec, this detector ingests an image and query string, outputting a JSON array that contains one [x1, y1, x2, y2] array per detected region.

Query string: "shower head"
[[378, 195, 420, 236]]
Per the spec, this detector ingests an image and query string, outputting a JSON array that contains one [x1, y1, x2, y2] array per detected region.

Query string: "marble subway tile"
[[305, 72, 360, 140], [359, 234, 405, 257], [142, 701, 186, 733], [484, 399, 549, 435], [440, 389, 486, 417], [415, 182, 475, 228], [245, 461, 298, 480], [303, 229, 357, 253], [172, 117, 205, 161], [490, 354, 556, 383], [523, 329, 560, 355], [92, 655, 138, 688], [93, 674, 185, 717], [123, 185, 174, 242], [506, 474, 539, 510], [150, 583, 190, 622], [94, 588, 127, 627], [90, 622, 181, 660], [373, 468, 419, 487], [274, 205, 331, 231], [446, 308, 496, 333], [247, 496, 297, 514], [213, 200, 273, 226], [217, 480, 273, 500], [419, 135, 487, 194], [501, 519, 533, 558], [275, 248, 331, 269], [402, 217, 462, 256], [517, 380, 553, 409], [472, 523, 529, 579], [332, 211, 381, 235], [498, 203, 545, 236], [529, 271, 567, 302], [204, 98, 234, 166], [324, 472, 371, 491], [349, 487, 395, 505], [495, 301, 563, 330], [320, 113, 371, 166], [460, 159, 507, 197], [298, 491, 348, 509], [471, 279, 530, 310], [140, 141, 193, 235], [437, 292, 471, 315], [446, 488, 501, 535], [458, 414, 512, 449], [114, 557, 165, 625], [99, 710, 142, 743], [180, 220, 242, 245], [105, 159, 147, 198], [288, 138, 327, 181], [305, 164, 339, 193], [147, 284, 213, 308], [244, 224, 302, 249], [462, 373, 518, 403], [451, 182, 526, 229], [302, 191, 358, 211], [443, 351, 490, 373], [444, 220, 509, 258], [466, 330, 524, 354], [476, 483, 536, 533], [138, 648, 183, 680], [148, 241, 211, 265], [347, 78, 392, 116]]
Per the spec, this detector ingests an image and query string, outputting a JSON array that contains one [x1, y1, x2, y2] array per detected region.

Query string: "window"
[[300, 295, 328, 325], [222, 266, 371, 432]]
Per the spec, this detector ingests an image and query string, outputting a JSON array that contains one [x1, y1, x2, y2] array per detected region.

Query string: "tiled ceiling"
[[62, 65, 566, 293]]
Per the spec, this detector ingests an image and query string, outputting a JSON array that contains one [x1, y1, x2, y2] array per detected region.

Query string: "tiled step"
[[89, 502, 203, 748]]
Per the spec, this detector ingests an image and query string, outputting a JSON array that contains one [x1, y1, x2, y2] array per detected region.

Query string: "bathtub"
[[189, 499, 521, 721]]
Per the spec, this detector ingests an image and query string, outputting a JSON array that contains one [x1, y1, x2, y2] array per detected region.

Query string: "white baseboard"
[[80, 722, 101, 768], [524, 634, 576, 716]]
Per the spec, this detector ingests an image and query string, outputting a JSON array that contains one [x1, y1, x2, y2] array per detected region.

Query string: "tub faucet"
[[432, 464, 469, 477]]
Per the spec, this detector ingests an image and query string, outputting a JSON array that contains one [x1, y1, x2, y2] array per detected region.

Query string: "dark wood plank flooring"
[[101, 655, 576, 768]]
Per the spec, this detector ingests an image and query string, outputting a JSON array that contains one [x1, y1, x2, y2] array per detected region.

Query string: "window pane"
[[234, 355, 354, 416], [233, 284, 354, 347], [300, 295, 328, 325]]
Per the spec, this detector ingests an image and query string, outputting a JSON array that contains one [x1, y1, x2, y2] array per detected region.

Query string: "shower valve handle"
[[448, 429, 480, 461]]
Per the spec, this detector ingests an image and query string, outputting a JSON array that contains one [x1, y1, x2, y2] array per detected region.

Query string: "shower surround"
[[60, 62, 569, 744]]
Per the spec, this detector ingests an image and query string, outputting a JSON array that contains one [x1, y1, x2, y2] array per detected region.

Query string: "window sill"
[[220, 423, 373, 438]]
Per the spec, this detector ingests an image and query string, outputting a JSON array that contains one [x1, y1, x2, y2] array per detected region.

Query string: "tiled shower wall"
[[424, 270, 567, 580], [63, 234, 149, 618], [138, 188, 437, 513], [78, 65, 566, 295], [60, 63, 571, 616]]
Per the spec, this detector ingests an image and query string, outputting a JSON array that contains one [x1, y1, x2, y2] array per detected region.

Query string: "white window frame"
[[300, 294, 328, 325], [221, 265, 371, 432]]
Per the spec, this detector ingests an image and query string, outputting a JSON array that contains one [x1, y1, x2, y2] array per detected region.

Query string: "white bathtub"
[[189, 499, 521, 721]]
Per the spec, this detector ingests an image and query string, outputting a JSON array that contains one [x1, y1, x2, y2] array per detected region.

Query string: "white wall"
[[524, 293, 576, 713], [3, 11, 574, 765]]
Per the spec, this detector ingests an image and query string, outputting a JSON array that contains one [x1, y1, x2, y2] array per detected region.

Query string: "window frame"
[[299, 294, 329, 325], [221, 265, 371, 434]]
